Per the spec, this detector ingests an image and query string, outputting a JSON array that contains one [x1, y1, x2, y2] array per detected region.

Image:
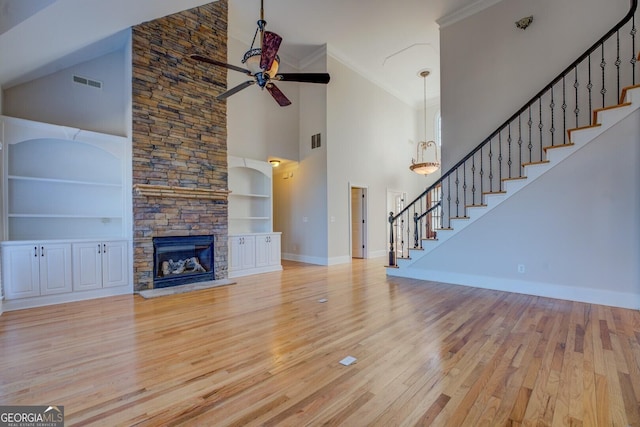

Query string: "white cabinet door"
[[255, 235, 270, 268], [72, 243, 102, 291], [229, 236, 244, 272], [267, 234, 281, 266], [229, 235, 256, 272], [2, 245, 40, 299], [102, 241, 128, 288], [73, 241, 128, 290], [240, 236, 256, 270], [2, 243, 72, 298], [256, 234, 281, 268], [39, 244, 73, 295]]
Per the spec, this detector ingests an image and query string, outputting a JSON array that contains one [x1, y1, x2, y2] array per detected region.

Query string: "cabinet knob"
[[41, 246, 44, 257], [103, 244, 107, 253], [34, 246, 38, 257], [98, 244, 101, 254]]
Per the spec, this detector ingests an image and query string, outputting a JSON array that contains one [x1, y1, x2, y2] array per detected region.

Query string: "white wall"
[[326, 56, 436, 263], [409, 109, 640, 308], [226, 37, 300, 161], [3, 48, 129, 136], [440, 0, 629, 170]]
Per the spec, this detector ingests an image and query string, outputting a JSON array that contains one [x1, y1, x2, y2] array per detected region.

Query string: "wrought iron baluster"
[[507, 124, 513, 178], [528, 106, 533, 163], [600, 42, 607, 108], [471, 155, 477, 205], [550, 86, 556, 145], [574, 66, 580, 127], [388, 212, 395, 266], [616, 30, 621, 98], [462, 160, 467, 213], [498, 133, 503, 184], [479, 146, 484, 197], [489, 138, 494, 192], [455, 169, 460, 218], [538, 99, 543, 160], [587, 55, 593, 125], [413, 212, 419, 248], [518, 115, 523, 176], [632, 16, 637, 85], [562, 75, 567, 145]]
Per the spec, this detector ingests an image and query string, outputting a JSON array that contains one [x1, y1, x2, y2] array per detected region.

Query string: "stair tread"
[[435, 227, 454, 231], [465, 204, 487, 208], [502, 176, 527, 182], [523, 160, 550, 167], [450, 216, 470, 220], [483, 191, 507, 195], [543, 143, 575, 152]]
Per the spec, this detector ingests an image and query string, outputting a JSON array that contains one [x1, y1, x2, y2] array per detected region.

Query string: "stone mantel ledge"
[[133, 184, 230, 200]]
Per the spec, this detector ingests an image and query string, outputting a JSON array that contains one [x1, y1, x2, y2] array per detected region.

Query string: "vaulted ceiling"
[[0, 0, 500, 108]]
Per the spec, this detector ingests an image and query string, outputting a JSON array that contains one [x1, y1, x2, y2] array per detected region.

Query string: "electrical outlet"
[[517, 264, 526, 273]]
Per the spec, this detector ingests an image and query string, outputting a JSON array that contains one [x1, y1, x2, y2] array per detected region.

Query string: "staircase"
[[386, 0, 639, 308]]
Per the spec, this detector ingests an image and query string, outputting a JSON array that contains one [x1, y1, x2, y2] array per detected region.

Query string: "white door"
[[351, 187, 367, 258]]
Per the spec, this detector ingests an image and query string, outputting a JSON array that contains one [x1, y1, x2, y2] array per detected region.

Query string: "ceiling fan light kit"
[[190, 0, 330, 107]]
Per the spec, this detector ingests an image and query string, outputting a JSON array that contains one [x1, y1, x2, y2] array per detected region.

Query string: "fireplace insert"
[[153, 235, 214, 288]]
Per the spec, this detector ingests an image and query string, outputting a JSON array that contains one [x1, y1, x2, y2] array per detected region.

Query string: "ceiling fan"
[[190, 0, 331, 107]]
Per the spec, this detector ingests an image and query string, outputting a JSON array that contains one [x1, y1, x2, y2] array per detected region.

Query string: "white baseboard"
[[2, 285, 133, 312], [228, 264, 283, 278], [387, 268, 640, 310]]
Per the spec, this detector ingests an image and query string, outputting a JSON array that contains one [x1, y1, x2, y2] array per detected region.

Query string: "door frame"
[[348, 183, 368, 259]]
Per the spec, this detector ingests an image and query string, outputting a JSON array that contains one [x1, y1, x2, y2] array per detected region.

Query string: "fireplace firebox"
[[153, 235, 214, 288]]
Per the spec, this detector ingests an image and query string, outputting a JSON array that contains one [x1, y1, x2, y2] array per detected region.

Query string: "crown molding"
[[436, 0, 505, 28]]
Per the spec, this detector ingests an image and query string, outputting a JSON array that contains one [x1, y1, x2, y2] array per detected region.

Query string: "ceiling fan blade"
[[217, 80, 255, 100], [266, 83, 292, 106], [190, 54, 251, 75], [276, 73, 331, 84], [260, 31, 282, 71]]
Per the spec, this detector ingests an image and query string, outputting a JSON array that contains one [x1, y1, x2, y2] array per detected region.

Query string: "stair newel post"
[[413, 212, 419, 248], [388, 212, 396, 266]]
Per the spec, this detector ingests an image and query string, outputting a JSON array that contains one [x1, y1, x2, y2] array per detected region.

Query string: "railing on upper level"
[[388, 0, 638, 267]]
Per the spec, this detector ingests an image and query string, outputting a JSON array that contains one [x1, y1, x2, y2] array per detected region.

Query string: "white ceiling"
[[0, 0, 498, 108]]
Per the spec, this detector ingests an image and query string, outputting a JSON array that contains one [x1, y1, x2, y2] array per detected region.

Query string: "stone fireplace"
[[131, 1, 229, 291]]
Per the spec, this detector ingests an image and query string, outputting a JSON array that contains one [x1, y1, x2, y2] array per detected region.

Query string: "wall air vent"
[[311, 133, 321, 149], [73, 75, 103, 89]]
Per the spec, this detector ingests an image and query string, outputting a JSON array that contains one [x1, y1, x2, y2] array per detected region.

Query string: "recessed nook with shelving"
[[0, 115, 132, 311]]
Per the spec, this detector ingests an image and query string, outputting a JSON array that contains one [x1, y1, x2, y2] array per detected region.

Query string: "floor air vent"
[[73, 75, 102, 89]]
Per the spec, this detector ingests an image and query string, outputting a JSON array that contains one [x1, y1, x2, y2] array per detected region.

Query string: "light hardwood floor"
[[1, 259, 639, 426]]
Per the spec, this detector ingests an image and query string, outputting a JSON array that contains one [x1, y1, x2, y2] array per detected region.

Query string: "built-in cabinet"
[[2, 243, 72, 299], [72, 241, 129, 290], [256, 233, 281, 268], [0, 116, 132, 311], [229, 233, 282, 278], [228, 156, 282, 277]]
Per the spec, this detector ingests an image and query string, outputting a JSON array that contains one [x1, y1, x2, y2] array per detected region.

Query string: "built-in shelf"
[[228, 156, 273, 234], [1, 115, 128, 241]]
